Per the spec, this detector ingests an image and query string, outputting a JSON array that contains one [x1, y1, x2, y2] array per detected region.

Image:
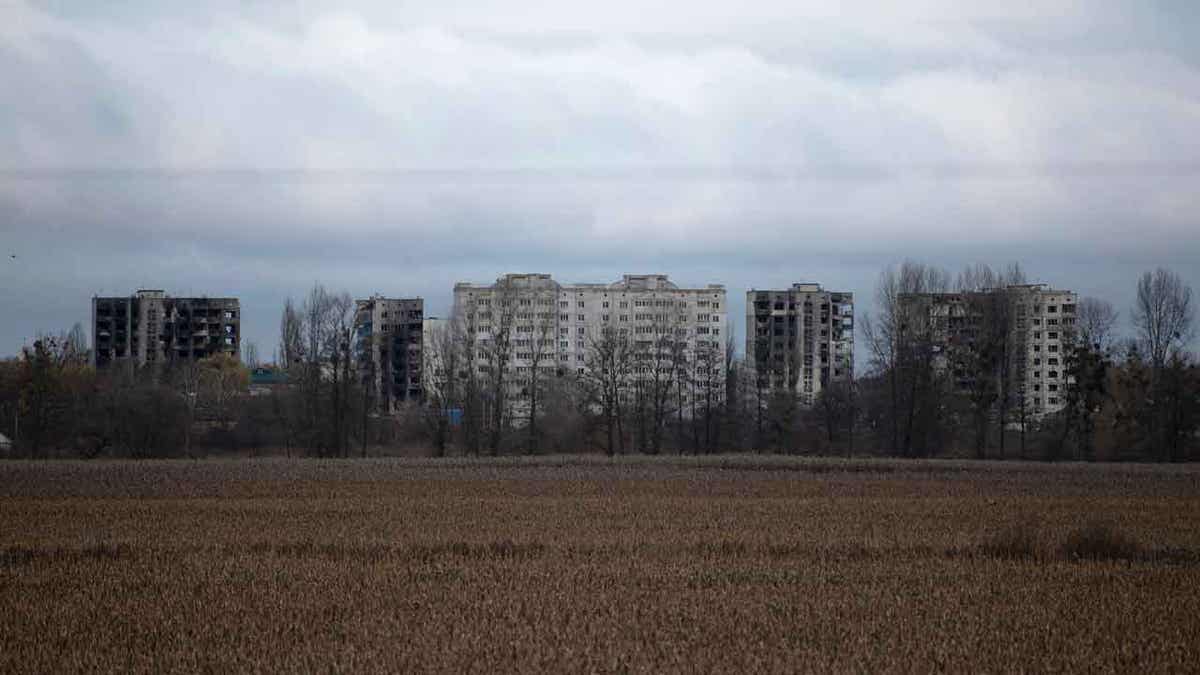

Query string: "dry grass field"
[[2, 456, 1199, 673]]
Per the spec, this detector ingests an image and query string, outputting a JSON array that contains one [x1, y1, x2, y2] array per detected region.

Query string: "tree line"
[[0, 268, 1195, 461]]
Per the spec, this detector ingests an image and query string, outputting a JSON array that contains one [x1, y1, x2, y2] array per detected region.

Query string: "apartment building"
[[452, 273, 728, 409], [746, 283, 854, 404], [352, 296, 424, 412], [899, 284, 1078, 417], [91, 290, 240, 368]]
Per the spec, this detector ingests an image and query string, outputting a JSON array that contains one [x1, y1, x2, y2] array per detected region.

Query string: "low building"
[[248, 366, 289, 397]]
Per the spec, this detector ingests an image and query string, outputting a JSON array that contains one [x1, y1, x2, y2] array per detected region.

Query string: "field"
[[2, 456, 1200, 672]]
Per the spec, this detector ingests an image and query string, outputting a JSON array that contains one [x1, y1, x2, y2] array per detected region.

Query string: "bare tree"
[[66, 323, 89, 361], [1131, 268, 1195, 460], [1133, 268, 1193, 370], [478, 278, 518, 455], [861, 260, 951, 456], [422, 319, 456, 456], [582, 326, 633, 456], [522, 285, 557, 455], [953, 263, 1026, 458], [242, 341, 260, 369], [279, 298, 302, 370], [1076, 297, 1119, 355], [455, 299, 485, 456], [173, 359, 202, 458]]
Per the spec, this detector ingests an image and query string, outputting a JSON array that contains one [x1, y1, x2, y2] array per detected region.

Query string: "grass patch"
[[979, 519, 1046, 561]]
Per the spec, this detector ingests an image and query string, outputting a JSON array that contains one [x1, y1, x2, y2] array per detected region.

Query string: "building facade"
[[452, 273, 728, 411], [746, 283, 854, 404], [353, 296, 424, 412], [899, 284, 1078, 418], [91, 290, 240, 368]]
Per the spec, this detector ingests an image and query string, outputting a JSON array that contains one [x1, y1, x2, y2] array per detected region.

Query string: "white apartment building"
[[451, 273, 728, 409]]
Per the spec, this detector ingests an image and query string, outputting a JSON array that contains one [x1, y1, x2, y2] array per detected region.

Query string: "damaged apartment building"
[[353, 295, 424, 413], [452, 273, 728, 413], [91, 290, 240, 368], [898, 284, 1078, 418], [746, 283, 855, 405]]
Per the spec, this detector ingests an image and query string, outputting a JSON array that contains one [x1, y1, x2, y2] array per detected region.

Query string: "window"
[[602, 302, 610, 308], [560, 301, 568, 308], [577, 314, 585, 321], [559, 328, 568, 336], [1048, 370, 1058, 378], [1047, 305, 1058, 313], [577, 327, 585, 334], [1048, 397, 1058, 405], [619, 315, 629, 322], [602, 314, 610, 321], [577, 301, 585, 308], [1048, 332, 1059, 339]]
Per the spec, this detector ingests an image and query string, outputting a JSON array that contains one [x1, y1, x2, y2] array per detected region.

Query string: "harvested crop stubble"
[[1, 456, 1199, 672]]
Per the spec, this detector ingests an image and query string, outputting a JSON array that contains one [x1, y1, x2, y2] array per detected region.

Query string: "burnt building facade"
[[746, 283, 855, 405], [353, 295, 424, 412], [91, 290, 240, 368]]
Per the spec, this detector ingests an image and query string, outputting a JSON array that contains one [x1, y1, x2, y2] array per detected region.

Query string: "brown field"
[[2, 456, 1200, 673]]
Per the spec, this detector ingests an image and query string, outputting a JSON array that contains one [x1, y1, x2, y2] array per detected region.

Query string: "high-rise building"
[[746, 283, 854, 404], [452, 273, 728, 411], [352, 295, 424, 412], [91, 290, 240, 368], [898, 284, 1078, 417]]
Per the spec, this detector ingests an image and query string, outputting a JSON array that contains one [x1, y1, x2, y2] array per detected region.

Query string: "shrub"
[[1062, 521, 1143, 562]]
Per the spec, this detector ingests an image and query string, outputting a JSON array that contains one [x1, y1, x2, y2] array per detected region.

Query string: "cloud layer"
[[2, 0, 1198, 357]]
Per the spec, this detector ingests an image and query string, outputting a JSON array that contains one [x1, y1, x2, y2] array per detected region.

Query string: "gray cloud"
[[1, 0, 1198, 357]]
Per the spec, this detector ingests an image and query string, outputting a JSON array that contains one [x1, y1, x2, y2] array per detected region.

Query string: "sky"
[[1, 0, 1198, 361]]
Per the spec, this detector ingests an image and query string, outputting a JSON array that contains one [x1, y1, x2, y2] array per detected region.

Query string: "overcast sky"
[[2, 1, 1198, 360]]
